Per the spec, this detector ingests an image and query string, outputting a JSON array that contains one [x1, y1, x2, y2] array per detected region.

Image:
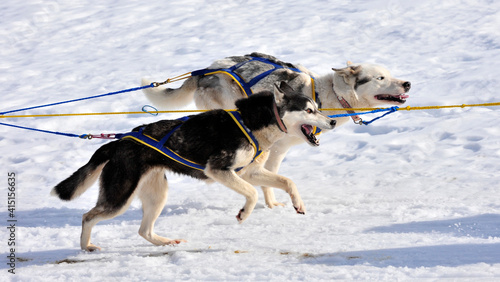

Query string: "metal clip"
[[152, 79, 170, 87], [354, 118, 365, 125]]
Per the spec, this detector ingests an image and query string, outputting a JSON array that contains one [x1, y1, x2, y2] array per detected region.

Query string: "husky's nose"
[[330, 119, 336, 128], [403, 81, 411, 92]]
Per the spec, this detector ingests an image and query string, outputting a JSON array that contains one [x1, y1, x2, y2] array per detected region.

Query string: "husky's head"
[[274, 82, 336, 147], [332, 62, 411, 106]]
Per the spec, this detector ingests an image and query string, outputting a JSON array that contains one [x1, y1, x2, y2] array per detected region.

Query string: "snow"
[[1, 0, 500, 280]]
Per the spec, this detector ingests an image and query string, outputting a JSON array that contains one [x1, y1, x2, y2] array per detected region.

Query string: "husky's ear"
[[332, 65, 362, 85], [273, 81, 295, 103], [332, 66, 361, 102], [279, 81, 295, 95], [274, 82, 285, 103], [332, 65, 362, 77]]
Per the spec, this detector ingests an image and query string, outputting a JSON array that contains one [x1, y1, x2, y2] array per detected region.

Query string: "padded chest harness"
[[192, 56, 322, 135], [192, 56, 319, 102], [115, 111, 263, 172]]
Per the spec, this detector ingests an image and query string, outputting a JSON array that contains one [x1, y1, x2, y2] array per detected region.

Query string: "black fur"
[[235, 91, 276, 132], [355, 76, 370, 90], [280, 88, 315, 114], [53, 142, 117, 200], [52, 92, 282, 207]]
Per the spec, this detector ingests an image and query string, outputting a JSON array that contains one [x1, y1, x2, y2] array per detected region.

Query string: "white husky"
[[142, 52, 411, 208]]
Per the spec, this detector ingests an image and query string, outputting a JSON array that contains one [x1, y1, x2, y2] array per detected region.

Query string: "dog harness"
[[192, 56, 322, 135], [192, 56, 319, 103], [115, 111, 262, 172]]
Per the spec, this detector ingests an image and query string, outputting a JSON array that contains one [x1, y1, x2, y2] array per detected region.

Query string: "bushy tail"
[[141, 76, 198, 109], [51, 142, 117, 201]]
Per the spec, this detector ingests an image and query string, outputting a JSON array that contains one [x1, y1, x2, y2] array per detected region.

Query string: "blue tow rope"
[[0, 83, 155, 138], [328, 106, 399, 125], [0, 84, 155, 116], [359, 107, 399, 125], [0, 121, 84, 138], [0, 107, 399, 139]]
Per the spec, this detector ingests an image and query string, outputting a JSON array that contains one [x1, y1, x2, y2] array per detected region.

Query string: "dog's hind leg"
[[81, 207, 116, 252], [80, 162, 142, 252], [194, 75, 244, 109], [204, 166, 258, 223], [137, 168, 186, 246], [81, 198, 136, 252]]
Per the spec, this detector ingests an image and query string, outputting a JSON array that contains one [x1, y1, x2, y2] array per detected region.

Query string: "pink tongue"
[[302, 125, 312, 134], [400, 94, 410, 99]]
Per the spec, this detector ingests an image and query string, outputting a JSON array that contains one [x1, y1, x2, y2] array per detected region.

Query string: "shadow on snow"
[[305, 214, 500, 268]]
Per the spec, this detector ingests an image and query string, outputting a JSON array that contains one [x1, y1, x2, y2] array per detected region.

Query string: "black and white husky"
[[51, 82, 335, 251], [142, 52, 411, 208]]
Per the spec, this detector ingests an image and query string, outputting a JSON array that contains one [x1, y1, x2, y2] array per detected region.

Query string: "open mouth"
[[301, 124, 319, 146], [375, 94, 409, 104]]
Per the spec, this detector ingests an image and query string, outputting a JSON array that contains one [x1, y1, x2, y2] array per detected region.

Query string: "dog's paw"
[[165, 239, 187, 245], [155, 236, 186, 246], [294, 206, 305, 215], [84, 243, 102, 252], [141, 232, 187, 246], [236, 208, 248, 223], [266, 201, 286, 209], [293, 200, 306, 215], [290, 194, 306, 215]]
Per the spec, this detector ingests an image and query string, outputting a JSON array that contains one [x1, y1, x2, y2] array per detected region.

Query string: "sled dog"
[[142, 52, 411, 208], [51, 82, 335, 251]]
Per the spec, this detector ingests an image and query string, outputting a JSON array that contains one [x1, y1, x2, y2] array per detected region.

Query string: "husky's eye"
[[306, 108, 313, 114], [377, 76, 385, 80]]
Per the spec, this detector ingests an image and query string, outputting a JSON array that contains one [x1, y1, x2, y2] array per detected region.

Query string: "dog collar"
[[332, 83, 362, 124]]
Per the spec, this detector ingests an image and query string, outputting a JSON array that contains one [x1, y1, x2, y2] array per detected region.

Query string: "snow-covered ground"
[[1, 0, 500, 280]]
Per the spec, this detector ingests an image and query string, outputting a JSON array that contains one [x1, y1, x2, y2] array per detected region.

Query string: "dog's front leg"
[[261, 146, 286, 209], [243, 167, 305, 215], [261, 148, 288, 208], [204, 166, 258, 223], [262, 138, 299, 209]]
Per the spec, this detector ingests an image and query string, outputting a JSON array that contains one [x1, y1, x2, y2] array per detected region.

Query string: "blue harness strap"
[[116, 117, 205, 171], [191, 60, 254, 96], [245, 57, 303, 90], [191, 56, 315, 99], [116, 112, 262, 172]]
